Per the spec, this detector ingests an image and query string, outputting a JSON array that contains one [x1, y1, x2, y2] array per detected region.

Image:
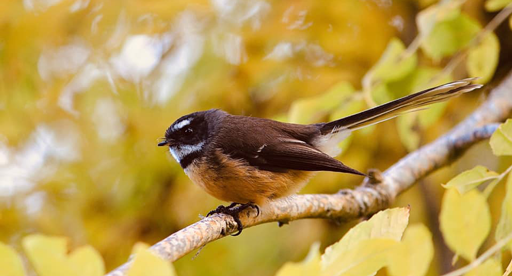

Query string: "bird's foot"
[[207, 202, 260, 236]]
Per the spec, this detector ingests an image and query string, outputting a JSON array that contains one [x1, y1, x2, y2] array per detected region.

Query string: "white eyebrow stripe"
[[173, 119, 191, 131], [169, 141, 205, 162]]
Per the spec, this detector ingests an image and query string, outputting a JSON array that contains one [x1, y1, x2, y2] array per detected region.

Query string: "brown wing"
[[211, 114, 363, 175], [226, 139, 364, 175]]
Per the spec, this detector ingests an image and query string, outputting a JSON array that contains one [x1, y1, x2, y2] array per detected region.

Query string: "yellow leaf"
[[131, 242, 151, 254], [68, 246, 105, 276], [463, 258, 502, 276], [0, 242, 26, 276], [276, 242, 321, 276], [466, 32, 500, 84], [322, 239, 398, 276], [322, 207, 409, 268], [22, 235, 75, 276], [496, 173, 512, 251], [442, 165, 499, 194], [490, 119, 512, 156], [127, 249, 176, 276], [22, 234, 105, 276], [388, 224, 434, 276], [440, 189, 491, 261], [485, 0, 512, 11]]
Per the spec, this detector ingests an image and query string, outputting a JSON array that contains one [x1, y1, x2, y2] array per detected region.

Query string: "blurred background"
[[1, 0, 511, 275]]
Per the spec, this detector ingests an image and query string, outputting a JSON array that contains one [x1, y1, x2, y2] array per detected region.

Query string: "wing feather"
[[227, 140, 364, 175]]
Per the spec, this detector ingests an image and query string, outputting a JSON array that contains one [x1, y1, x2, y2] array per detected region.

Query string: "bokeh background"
[[1, 0, 511, 275]]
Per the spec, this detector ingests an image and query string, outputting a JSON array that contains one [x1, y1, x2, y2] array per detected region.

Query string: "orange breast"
[[184, 150, 313, 205]]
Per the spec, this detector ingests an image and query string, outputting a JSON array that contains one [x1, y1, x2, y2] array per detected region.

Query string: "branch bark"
[[106, 70, 512, 276]]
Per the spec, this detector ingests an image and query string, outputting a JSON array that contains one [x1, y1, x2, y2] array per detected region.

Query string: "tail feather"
[[320, 78, 482, 135]]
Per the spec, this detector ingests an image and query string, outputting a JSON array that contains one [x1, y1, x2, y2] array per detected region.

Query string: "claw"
[[206, 202, 260, 236], [207, 202, 237, 217]]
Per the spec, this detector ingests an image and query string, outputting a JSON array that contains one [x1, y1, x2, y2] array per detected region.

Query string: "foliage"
[[442, 165, 499, 194], [439, 188, 490, 261], [0, 242, 26, 276], [277, 208, 434, 276], [1, 235, 176, 276], [277, 119, 512, 275], [491, 119, 512, 156], [127, 243, 177, 276], [0, 0, 511, 275]]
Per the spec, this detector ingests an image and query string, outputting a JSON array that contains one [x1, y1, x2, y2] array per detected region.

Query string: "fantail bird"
[[158, 78, 482, 234]]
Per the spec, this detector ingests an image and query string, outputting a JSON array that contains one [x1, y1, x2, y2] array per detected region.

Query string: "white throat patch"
[[169, 141, 205, 163], [173, 119, 191, 131]]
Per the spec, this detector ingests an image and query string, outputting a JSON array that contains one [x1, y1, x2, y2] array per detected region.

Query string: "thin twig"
[[442, 232, 512, 276]]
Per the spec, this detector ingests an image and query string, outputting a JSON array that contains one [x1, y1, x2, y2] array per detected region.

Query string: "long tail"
[[320, 78, 482, 135]]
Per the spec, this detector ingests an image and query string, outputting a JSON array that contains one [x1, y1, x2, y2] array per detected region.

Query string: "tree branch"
[[106, 70, 512, 276]]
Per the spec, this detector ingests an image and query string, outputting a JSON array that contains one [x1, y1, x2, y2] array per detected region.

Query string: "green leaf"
[[418, 101, 449, 128], [127, 245, 176, 276], [363, 38, 418, 106], [490, 119, 512, 156], [389, 66, 451, 151], [329, 98, 365, 154], [322, 239, 399, 276], [464, 258, 502, 276], [288, 81, 355, 124], [440, 189, 491, 261], [397, 114, 420, 152], [370, 82, 394, 106], [0, 242, 26, 276], [442, 165, 499, 194], [365, 38, 417, 84], [387, 66, 452, 127], [22, 234, 105, 276], [496, 173, 512, 251], [329, 97, 365, 122], [276, 242, 321, 276], [387, 224, 434, 276], [485, 0, 512, 11], [322, 207, 409, 268], [467, 32, 500, 84], [417, 1, 463, 35], [421, 13, 481, 60]]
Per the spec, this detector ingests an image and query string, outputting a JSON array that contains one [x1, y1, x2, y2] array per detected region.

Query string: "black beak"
[[158, 141, 168, 147]]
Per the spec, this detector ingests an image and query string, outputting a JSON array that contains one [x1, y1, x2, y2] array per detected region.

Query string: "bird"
[[158, 78, 481, 235]]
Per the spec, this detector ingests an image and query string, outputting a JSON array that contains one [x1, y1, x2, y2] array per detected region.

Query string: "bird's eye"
[[184, 128, 193, 134]]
